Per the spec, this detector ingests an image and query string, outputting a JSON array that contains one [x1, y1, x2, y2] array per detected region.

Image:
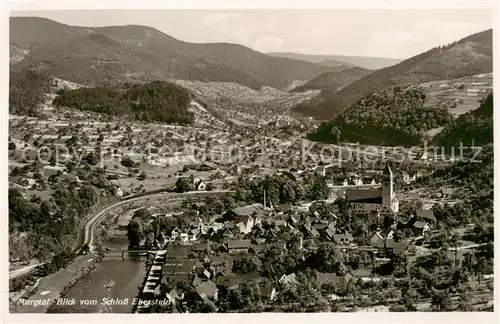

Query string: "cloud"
[[371, 30, 416, 43], [202, 13, 233, 26], [251, 35, 285, 52], [414, 20, 486, 45], [365, 20, 488, 58]]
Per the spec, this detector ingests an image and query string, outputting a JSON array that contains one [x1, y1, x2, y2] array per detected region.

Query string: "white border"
[[1, 1, 499, 324]]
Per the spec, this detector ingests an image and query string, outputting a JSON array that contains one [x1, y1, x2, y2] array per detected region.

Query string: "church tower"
[[382, 163, 394, 206]]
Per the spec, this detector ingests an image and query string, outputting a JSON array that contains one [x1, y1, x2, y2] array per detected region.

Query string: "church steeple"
[[382, 163, 393, 206], [383, 163, 393, 176]]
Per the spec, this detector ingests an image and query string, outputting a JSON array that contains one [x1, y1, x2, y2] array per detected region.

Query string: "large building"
[[345, 164, 399, 217]]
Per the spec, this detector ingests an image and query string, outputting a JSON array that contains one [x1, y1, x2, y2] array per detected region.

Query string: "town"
[[7, 12, 494, 316]]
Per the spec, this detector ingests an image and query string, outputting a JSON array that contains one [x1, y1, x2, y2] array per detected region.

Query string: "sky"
[[11, 9, 493, 59]]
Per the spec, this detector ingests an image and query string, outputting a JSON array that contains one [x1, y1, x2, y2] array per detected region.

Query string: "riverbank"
[[10, 202, 123, 313], [46, 237, 147, 313]]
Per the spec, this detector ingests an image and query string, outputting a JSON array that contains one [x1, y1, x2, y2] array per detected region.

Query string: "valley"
[[7, 14, 494, 316]]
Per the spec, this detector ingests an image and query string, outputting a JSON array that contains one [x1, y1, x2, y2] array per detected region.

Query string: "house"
[[166, 244, 193, 259], [370, 232, 385, 248], [416, 209, 436, 225], [303, 224, 320, 239], [225, 203, 268, 219], [258, 282, 277, 302], [179, 233, 189, 243], [274, 240, 287, 250], [189, 228, 200, 241], [195, 280, 219, 301], [166, 288, 184, 305], [115, 187, 123, 197], [227, 239, 251, 254], [192, 276, 204, 288], [352, 176, 363, 186], [192, 242, 209, 253], [287, 214, 301, 226], [276, 204, 292, 214], [302, 239, 318, 251], [384, 240, 408, 257], [413, 221, 431, 235], [161, 261, 195, 285], [215, 271, 260, 292], [275, 219, 288, 228], [333, 232, 354, 246], [279, 273, 298, 287], [323, 224, 336, 241], [249, 244, 267, 254], [441, 187, 454, 198], [195, 181, 207, 191]]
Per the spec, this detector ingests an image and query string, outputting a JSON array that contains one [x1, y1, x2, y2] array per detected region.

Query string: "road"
[[9, 263, 45, 280], [9, 189, 234, 279], [83, 189, 234, 251]]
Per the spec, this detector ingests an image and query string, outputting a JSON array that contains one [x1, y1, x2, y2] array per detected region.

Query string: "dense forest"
[[9, 163, 116, 265], [433, 93, 493, 148], [9, 70, 52, 115], [410, 143, 493, 230], [308, 87, 453, 146], [295, 29, 493, 118], [53, 81, 195, 125]]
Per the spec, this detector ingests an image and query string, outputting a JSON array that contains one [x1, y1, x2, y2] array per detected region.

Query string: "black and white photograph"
[[4, 1, 497, 319]]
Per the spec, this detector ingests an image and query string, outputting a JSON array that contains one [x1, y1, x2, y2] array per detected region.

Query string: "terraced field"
[[409, 73, 493, 117]]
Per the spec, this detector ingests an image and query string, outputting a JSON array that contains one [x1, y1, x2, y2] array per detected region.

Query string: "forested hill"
[[53, 81, 195, 125], [433, 93, 493, 148], [9, 70, 53, 116], [10, 17, 338, 90], [308, 87, 453, 147], [295, 29, 493, 118]]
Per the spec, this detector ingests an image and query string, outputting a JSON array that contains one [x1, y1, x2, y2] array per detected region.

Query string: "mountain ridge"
[[294, 29, 493, 119], [267, 52, 403, 69], [10, 17, 338, 90]]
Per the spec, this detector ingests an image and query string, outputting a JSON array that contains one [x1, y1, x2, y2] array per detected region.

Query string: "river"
[[47, 237, 146, 313]]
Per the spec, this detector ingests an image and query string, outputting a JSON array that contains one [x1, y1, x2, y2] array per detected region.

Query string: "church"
[[345, 164, 399, 217]]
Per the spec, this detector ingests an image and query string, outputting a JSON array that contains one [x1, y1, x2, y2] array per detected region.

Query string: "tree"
[[84, 152, 100, 166], [457, 285, 473, 311], [175, 177, 192, 193], [431, 290, 451, 311], [401, 283, 418, 311], [49, 154, 57, 166], [121, 156, 136, 168], [127, 219, 144, 248], [81, 243, 90, 255], [137, 172, 147, 181], [8, 141, 16, 150], [133, 208, 151, 221]]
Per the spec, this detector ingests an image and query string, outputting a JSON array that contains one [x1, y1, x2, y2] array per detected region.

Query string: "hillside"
[[308, 87, 453, 147], [433, 93, 493, 148], [295, 29, 493, 118], [267, 52, 402, 69], [9, 70, 53, 116], [52, 81, 195, 125], [10, 17, 337, 90], [170, 79, 319, 125], [291, 67, 372, 92]]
